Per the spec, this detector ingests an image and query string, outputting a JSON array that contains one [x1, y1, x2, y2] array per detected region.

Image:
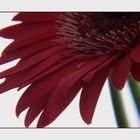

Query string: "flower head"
[[0, 12, 140, 127]]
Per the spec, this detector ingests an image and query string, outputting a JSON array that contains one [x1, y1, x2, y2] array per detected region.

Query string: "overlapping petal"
[[0, 12, 140, 128], [111, 55, 132, 89]]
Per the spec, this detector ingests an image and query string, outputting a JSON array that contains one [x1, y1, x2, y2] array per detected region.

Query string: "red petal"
[[80, 64, 112, 124], [0, 55, 89, 94], [83, 54, 118, 82], [0, 54, 63, 94], [0, 67, 36, 93], [13, 12, 59, 22], [0, 47, 64, 77], [129, 44, 140, 63], [24, 95, 48, 128], [0, 78, 19, 94], [36, 56, 109, 127], [19, 55, 109, 90], [0, 40, 67, 65], [17, 55, 87, 89], [16, 60, 82, 117], [111, 55, 132, 89], [37, 82, 82, 128], [131, 62, 140, 82], [43, 56, 109, 103], [3, 25, 57, 53], [0, 22, 53, 39], [0, 54, 61, 93]]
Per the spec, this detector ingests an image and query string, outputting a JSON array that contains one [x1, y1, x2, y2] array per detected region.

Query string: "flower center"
[[56, 13, 140, 55], [89, 13, 139, 32], [108, 12, 131, 18]]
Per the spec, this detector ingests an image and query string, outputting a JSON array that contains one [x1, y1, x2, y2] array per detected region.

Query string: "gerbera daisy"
[[0, 12, 140, 128]]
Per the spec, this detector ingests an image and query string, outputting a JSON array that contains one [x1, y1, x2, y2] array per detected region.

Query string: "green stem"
[[128, 76, 140, 116], [108, 79, 129, 128]]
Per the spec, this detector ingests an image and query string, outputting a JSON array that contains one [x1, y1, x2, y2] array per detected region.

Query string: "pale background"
[[0, 0, 139, 11], [0, 13, 140, 128]]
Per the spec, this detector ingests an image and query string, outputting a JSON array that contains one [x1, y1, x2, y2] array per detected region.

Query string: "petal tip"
[[24, 121, 30, 128], [16, 111, 20, 118]]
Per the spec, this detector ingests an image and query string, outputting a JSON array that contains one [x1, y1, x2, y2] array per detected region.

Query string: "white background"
[[0, 1, 140, 139], [0, 0, 140, 11]]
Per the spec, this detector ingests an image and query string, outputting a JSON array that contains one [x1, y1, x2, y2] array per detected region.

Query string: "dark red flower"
[[0, 12, 140, 128]]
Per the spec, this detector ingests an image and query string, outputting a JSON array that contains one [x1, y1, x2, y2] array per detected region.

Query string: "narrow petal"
[[0, 23, 53, 39], [0, 47, 64, 77], [16, 60, 81, 117], [42, 56, 108, 105], [111, 55, 132, 89], [37, 82, 82, 128], [36, 56, 109, 127], [0, 78, 18, 94], [2, 25, 57, 53], [13, 12, 59, 22], [131, 62, 140, 82], [20, 55, 109, 91], [80, 64, 112, 124], [83, 53, 118, 82], [0, 40, 67, 65], [24, 95, 49, 128], [129, 44, 140, 63], [0, 53, 62, 93], [0, 53, 63, 93], [17, 54, 89, 90]]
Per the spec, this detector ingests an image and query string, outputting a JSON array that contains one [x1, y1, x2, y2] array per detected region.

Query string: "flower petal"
[[0, 40, 67, 65], [131, 62, 140, 82], [83, 53, 118, 82], [2, 25, 57, 53], [0, 76, 20, 94], [16, 60, 82, 117], [0, 23, 54, 39], [36, 56, 109, 127], [17, 54, 91, 90], [129, 44, 140, 63], [37, 82, 82, 128], [39, 56, 109, 108], [0, 47, 64, 77], [0, 53, 63, 94], [13, 12, 59, 22], [24, 95, 48, 128], [80, 64, 112, 124], [111, 55, 132, 89]]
